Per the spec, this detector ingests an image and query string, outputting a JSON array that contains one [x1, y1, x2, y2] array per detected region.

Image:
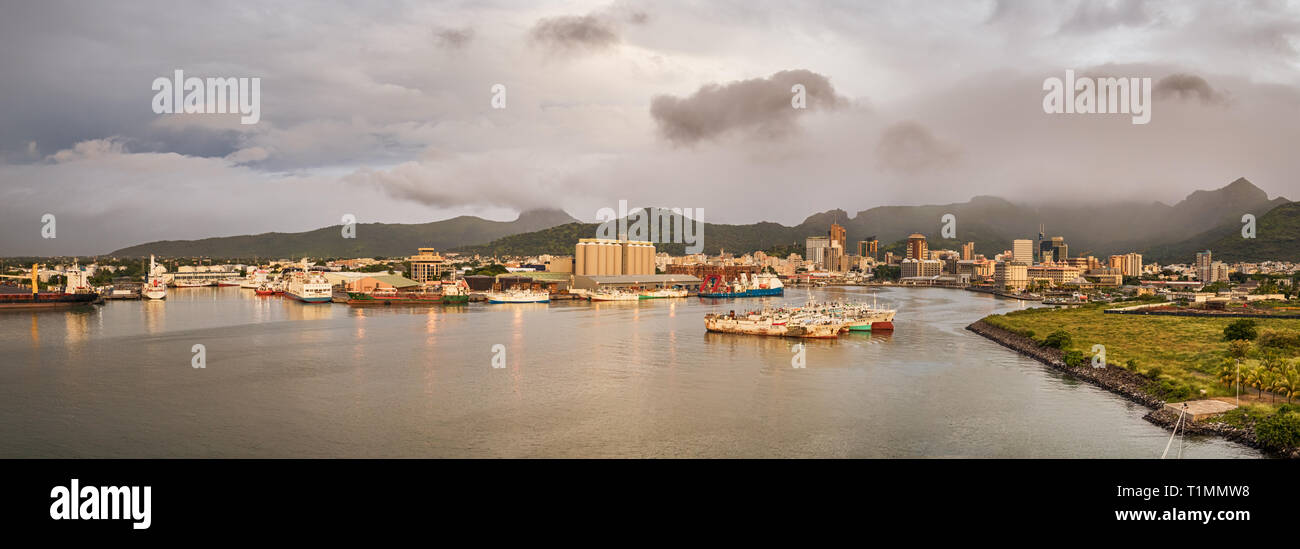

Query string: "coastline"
[[965, 319, 1297, 458]]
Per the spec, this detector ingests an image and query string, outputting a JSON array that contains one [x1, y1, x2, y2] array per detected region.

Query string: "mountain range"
[[108, 178, 1296, 264]]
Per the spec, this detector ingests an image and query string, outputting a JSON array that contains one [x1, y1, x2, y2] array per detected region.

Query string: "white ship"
[[284, 270, 332, 303], [172, 279, 211, 288], [239, 269, 269, 289], [141, 255, 167, 300], [485, 288, 550, 303], [589, 289, 640, 301], [639, 287, 688, 299], [704, 309, 845, 338]]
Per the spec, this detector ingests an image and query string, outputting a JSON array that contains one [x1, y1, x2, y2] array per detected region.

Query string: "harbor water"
[[0, 286, 1261, 457]]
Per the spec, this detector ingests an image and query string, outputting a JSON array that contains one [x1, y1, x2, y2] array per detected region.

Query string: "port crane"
[[0, 264, 45, 295]]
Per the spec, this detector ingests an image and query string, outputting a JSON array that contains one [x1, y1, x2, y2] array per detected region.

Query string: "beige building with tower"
[[574, 238, 657, 276], [408, 247, 445, 283]]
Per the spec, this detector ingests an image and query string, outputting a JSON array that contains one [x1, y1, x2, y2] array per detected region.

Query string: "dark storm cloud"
[[529, 15, 620, 52], [649, 70, 847, 145], [435, 27, 475, 49], [1154, 73, 1227, 104], [874, 121, 960, 174]]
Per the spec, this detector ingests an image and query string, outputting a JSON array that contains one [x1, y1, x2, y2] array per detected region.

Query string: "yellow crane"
[[0, 264, 44, 295]]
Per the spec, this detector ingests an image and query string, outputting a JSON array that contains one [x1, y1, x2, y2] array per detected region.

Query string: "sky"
[[2, 0, 1300, 255]]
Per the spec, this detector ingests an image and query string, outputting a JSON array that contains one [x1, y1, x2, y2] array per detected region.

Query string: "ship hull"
[[488, 297, 549, 303], [0, 293, 98, 309], [285, 293, 332, 303], [699, 288, 783, 298]]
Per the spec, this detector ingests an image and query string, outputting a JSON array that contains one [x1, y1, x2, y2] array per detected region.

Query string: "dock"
[[1164, 399, 1237, 421]]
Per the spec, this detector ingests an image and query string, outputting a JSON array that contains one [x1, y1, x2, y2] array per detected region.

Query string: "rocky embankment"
[[966, 319, 1296, 458]]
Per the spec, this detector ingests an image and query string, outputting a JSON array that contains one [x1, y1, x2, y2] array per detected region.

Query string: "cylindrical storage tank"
[[584, 242, 599, 275], [605, 242, 616, 275], [575, 242, 587, 276], [614, 242, 623, 275], [597, 242, 609, 276], [640, 244, 651, 275]]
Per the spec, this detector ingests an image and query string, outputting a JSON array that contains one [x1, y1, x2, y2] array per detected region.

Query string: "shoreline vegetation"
[[968, 303, 1300, 458]]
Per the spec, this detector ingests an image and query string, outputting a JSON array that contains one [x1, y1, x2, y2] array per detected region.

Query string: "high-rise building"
[[829, 223, 846, 250], [1012, 239, 1034, 264], [906, 233, 928, 260], [961, 242, 974, 260], [858, 238, 879, 260], [995, 261, 1028, 290], [1196, 250, 1214, 283], [1040, 236, 1067, 263], [1108, 253, 1143, 277], [806, 236, 830, 269], [408, 247, 445, 283]]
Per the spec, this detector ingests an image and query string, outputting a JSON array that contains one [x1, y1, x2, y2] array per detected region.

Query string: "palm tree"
[[1216, 360, 1236, 388], [1257, 368, 1280, 404], [1275, 366, 1300, 403], [1246, 366, 1264, 398]]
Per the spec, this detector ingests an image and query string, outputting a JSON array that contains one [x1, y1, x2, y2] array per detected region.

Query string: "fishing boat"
[[704, 309, 845, 338], [485, 288, 550, 303], [589, 289, 640, 301], [141, 255, 167, 300], [639, 287, 688, 299], [172, 279, 211, 288], [216, 277, 242, 287], [441, 281, 470, 304], [239, 270, 269, 289], [798, 301, 896, 332], [284, 271, 332, 303], [254, 283, 276, 296], [698, 272, 784, 298]]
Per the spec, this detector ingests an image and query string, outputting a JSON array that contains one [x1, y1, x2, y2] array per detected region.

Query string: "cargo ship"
[[346, 288, 443, 306], [0, 263, 100, 309], [698, 272, 784, 298]]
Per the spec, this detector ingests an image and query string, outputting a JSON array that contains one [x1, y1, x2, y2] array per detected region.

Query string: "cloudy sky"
[[2, 0, 1300, 255]]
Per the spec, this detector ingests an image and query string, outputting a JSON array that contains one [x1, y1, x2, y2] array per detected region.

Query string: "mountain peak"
[[515, 208, 579, 226]]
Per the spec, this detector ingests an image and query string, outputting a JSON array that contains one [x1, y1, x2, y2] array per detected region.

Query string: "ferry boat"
[[589, 289, 640, 301], [485, 288, 550, 303], [284, 271, 332, 303], [141, 255, 167, 300], [639, 287, 688, 299], [698, 272, 784, 298]]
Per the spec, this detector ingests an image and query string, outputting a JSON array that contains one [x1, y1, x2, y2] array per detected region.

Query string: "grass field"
[[982, 302, 1300, 408]]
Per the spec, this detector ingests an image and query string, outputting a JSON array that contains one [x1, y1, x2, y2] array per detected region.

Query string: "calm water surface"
[[0, 286, 1261, 458]]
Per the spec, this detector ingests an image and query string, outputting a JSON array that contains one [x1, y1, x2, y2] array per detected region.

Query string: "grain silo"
[[583, 241, 599, 275], [575, 241, 587, 276]]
